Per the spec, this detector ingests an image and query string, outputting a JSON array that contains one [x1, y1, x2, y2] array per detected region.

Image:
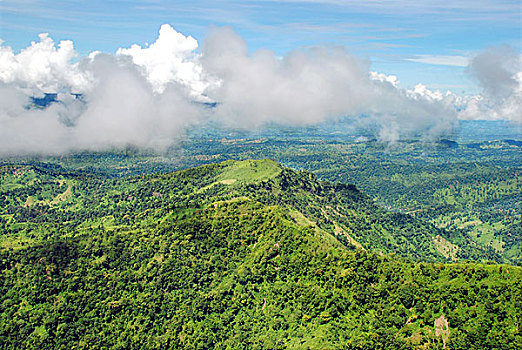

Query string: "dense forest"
[[1, 159, 520, 349], [178, 135, 521, 264], [7, 133, 518, 264]]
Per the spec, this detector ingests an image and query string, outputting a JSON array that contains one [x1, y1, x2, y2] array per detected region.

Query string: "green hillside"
[[6, 135, 519, 264], [0, 160, 496, 262], [0, 160, 520, 349]]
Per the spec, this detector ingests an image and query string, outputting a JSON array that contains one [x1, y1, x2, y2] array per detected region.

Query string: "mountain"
[[0, 160, 520, 349]]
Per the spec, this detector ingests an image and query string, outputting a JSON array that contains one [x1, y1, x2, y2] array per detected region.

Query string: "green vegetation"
[[0, 160, 495, 262], [170, 136, 521, 264], [1, 159, 520, 348], [4, 133, 519, 266]]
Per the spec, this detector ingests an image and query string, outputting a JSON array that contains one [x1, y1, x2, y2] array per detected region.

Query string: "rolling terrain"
[[1, 159, 520, 349]]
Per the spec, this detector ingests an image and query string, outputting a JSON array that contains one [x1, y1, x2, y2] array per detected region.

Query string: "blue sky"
[[1, 0, 521, 93]]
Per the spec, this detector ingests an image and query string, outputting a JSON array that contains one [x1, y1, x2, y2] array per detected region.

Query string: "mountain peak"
[[217, 159, 282, 184]]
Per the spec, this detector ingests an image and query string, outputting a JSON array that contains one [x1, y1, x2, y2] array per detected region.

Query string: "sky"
[[1, 0, 520, 92], [0, 0, 521, 155]]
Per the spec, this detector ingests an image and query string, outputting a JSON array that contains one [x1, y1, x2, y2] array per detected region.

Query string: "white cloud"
[[0, 51, 201, 155], [202, 27, 374, 126], [116, 24, 209, 98], [407, 83, 445, 100], [0, 83, 77, 154], [405, 54, 469, 67], [1, 24, 520, 156], [73, 54, 200, 151], [370, 71, 400, 86], [0, 33, 91, 94], [459, 46, 522, 122], [202, 26, 456, 141]]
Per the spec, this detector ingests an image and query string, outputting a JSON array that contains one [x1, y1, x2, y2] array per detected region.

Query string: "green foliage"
[[0, 159, 520, 349], [4, 135, 518, 264], [169, 137, 521, 264], [1, 159, 493, 262]]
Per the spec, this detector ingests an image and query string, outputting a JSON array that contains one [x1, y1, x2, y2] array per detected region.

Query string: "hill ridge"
[[0, 159, 520, 348]]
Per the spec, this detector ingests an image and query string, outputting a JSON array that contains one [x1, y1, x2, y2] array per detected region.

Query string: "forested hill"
[[0, 159, 498, 262], [0, 159, 519, 348]]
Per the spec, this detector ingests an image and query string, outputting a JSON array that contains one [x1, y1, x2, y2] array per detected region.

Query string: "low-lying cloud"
[[201, 27, 459, 141], [202, 27, 373, 126], [0, 24, 519, 155], [459, 45, 521, 122], [0, 53, 200, 155]]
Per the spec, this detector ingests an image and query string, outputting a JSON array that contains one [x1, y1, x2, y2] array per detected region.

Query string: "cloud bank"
[[201, 27, 457, 141], [459, 45, 522, 122], [0, 51, 200, 155], [0, 24, 519, 155]]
